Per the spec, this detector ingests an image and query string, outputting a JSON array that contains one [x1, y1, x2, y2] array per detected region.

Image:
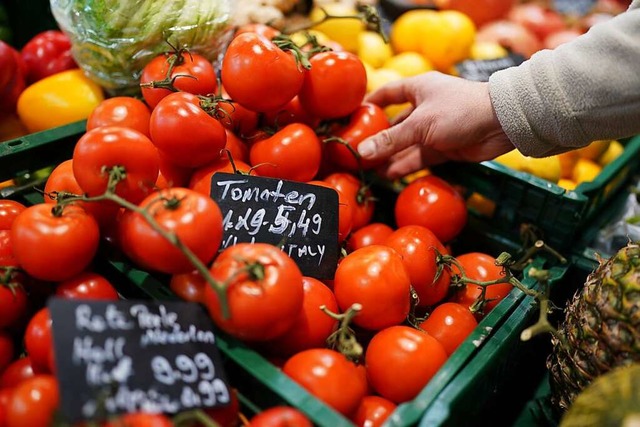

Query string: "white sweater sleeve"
[[488, 0, 640, 157]]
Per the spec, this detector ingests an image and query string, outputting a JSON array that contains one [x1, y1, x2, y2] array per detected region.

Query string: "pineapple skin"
[[547, 243, 640, 411]]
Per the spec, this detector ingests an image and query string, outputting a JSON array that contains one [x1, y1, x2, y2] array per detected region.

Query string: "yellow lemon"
[[367, 68, 404, 93], [419, 10, 476, 72], [572, 158, 602, 184], [384, 102, 412, 120], [383, 52, 434, 77], [494, 150, 525, 170], [519, 156, 562, 183], [575, 139, 612, 161], [470, 41, 508, 60], [598, 140, 624, 166], [309, 4, 365, 53], [290, 29, 331, 49], [558, 152, 579, 179], [557, 179, 578, 191], [391, 9, 440, 53], [357, 31, 393, 69]]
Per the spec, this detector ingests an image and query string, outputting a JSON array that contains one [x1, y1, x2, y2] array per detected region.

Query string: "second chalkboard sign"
[[455, 53, 525, 82], [210, 173, 340, 279]]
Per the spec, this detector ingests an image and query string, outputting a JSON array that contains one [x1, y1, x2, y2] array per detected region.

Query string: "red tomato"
[[0, 279, 27, 329], [351, 395, 397, 427], [72, 126, 159, 204], [0, 357, 35, 389], [262, 96, 319, 129], [419, 302, 477, 355], [0, 388, 12, 427], [323, 172, 375, 231], [283, 348, 367, 416], [5, 375, 59, 427], [333, 245, 411, 330], [0, 200, 26, 230], [0, 230, 17, 266], [141, 51, 217, 109], [249, 123, 322, 182], [248, 406, 313, 427], [155, 152, 194, 189], [394, 175, 467, 243], [24, 308, 53, 374], [86, 96, 152, 137], [203, 387, 241, 427], [43, 159, 121, 228], [56, 271, 119, 300], [235, 23, 281, 39], [20, 30, 76, 83], [189, 158, 253, 197], [298, 51, 367, 120], [217, 92, 260, 138], [384, 225, 451, 307], [169, 271, 207, 303], [346, 223, 394, 253], [204, 243, 304, 341], [0, 42, 26, 115], [450, 252, 513, 318], [0, 332, 13, 374], [149, 92, 228, 168], [325, 103, 389, 172], [223, 129, 250, 164], [118, 188, 223, 274], [308, 180, 353, 243], [263, 277, 339, 357], [104, 413, 173, 427], [365, 325, 447, 403], [221, 33, 305, 113], [11, 203, 100, 282]]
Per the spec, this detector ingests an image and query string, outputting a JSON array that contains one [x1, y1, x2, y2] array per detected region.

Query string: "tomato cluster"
[[0, 21, 518, 427]]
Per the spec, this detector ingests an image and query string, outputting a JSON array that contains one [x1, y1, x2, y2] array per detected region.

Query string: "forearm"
[[489, 1, 640, 157]]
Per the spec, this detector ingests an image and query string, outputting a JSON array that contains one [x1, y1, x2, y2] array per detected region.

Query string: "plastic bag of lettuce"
[[50, 0, 234, 95]]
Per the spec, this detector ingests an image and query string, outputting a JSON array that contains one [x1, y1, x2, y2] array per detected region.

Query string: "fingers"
[[381, 146, 423, 179], [357, 116, 421, 161]]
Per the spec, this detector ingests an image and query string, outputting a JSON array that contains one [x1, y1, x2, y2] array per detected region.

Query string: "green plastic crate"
[[432, 137, 640, 255]]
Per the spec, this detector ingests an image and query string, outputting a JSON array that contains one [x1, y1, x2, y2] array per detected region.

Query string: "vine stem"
[[520, 267, 563, 343], [173, 409, 222, 427], [322, 303, 363, 362]]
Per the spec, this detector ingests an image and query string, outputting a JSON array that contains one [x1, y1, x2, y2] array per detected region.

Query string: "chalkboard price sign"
[[210, 173, 340, 279], [455, 53, 525, 82], [49, 298, 231, 423], [553, 0, 597, 16]]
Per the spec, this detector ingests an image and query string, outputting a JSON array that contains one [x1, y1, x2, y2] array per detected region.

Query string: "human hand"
[[357, 71, 515, 179]]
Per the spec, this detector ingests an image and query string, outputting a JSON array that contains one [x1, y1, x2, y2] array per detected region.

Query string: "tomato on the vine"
[[149, 92, 227, 168], [333, 245, 411, 330], [24, 308, 54, 374], [11, 203, 100, 282], [0, 332, 14, 374], [249, 123, 322, 182], [72, 126, 159, 204], [346, 223, 394, 253], [365, 325, 447, 403], [0, 200, 26, 231], [0, 277, 28, 329], [221, 32, 305, 113], [394, 175, 468, 243], [248, 406, 313, 427], [0, 357, 35, 388], [104, 412, 174, 427], [189, 158, 253, 197], [283, 348, 367, 416], [56, 271, 119, 300], [351, 395, 397, 427], [86, 96, 152, 137], [235, 23, 281, 40], [323, 172, 375, 231], [141, 51, 217, 109], [262, 96, 319, 129], [170, 271, 207, 304], [217, 90, 260, 138], [419, 302, 477, 355], [308, 180, 353, 243], [118, 188, 223, 274], [5, 374, 59, 427], [204, 243, 304, 342]]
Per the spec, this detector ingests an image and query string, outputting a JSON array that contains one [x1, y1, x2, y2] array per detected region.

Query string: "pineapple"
[[547, 242, 640, 412]]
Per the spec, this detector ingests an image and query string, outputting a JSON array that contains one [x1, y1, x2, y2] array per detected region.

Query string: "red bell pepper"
[[20, 30, 77, 84], [0, 40, 25, 114]]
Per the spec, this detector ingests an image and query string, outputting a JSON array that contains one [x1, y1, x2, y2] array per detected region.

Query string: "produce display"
[[0, 0, 638, 426]]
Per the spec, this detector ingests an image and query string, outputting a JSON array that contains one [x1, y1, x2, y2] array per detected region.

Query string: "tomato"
[[86, 96, 152, 137], [118, 187, 223, 274], [5, 374, 58, 427], [394, 175, 467, 243], [204, 243, 304, 341], [0, 388, 12, 427], [0, 331, 13, 374], [104, 413, 173, 427], [298, 51, 367, 120], [235, 23, 281, 40], [0, 230, 16, 266], [20, 30, 76, 83], [365, 325, 447, 403], [263, 277, 339, 357], [43, 159, 121, 228], [419, 302, 477, 355], [0, 357, 35, 389], [156, 152, 193, 189], [323, 172, 375, 231], [24, 308, 53, 374], [308, 180, 353, 243], [73, 126, 159, 204], [262, 96, 319, 129], [170, 271, 207, 303], [351, 395, 397, 427], [283, 348, 367, 416], [0, 41, 26, 115], [202, 387, 240, 427], [248, 406, 313, 426], [384, 225, 451, 307], [149, 92, 227, 168], [346, 223, 394, 253], [217, 92, 260, 138], [141, 51, 218, 109], [249, 123, 322, 182], [11, 203, 100, 282], [221, 33, 305, 113], [224, 129, 250, 164], [56, 271, 119, 300], [16, 69, 104, 133], [0, 277, 27, 329], [189, 158, 253, 197], [333, 245, 411, 330], [450, 252, 513, 317], [0, 200, 25, 230], [325, 103, 390, 172]]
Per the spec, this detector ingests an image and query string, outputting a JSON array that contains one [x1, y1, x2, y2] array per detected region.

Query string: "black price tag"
[[49, 298, 231, 423], [455, 53, 525, 82], [210, 173, 339, 279], [553, 0, 597, 16]]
